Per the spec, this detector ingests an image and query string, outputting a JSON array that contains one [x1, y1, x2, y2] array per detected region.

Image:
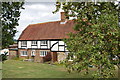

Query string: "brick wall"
[[9, 50, 18, 59], [18, 49, 51, 63], [18, 49, 67, 63]]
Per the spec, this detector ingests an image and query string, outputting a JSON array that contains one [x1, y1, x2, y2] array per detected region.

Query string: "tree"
[[1, 2, 24, 49], [54, 2, 119, 78], [0, 51, 8, 63], [0, 2, 24, 63]]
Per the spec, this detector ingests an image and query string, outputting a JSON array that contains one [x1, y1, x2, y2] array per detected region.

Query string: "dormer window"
[[31, 41, 37, 45], [21, 41, 27, 47], [41, 41, 47, 45]]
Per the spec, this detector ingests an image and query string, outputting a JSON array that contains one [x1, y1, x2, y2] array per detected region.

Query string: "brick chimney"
[[60, 12, 66, 22]]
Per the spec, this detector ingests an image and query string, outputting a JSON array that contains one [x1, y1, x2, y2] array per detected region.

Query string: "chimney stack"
[[61, 12, 66, 22]]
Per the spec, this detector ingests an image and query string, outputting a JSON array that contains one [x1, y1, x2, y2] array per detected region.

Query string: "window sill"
[[31, 45, 37, 46], [40, 45, 47, 46], [31, 55, 35, 56], [21, 46, 27, 47], [21, 55, 28, 56], [40, 56, 45, 57]]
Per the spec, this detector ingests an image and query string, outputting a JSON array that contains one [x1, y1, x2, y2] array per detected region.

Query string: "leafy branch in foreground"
[[54, 2, 119, 78], [1, 2, 24, 48]]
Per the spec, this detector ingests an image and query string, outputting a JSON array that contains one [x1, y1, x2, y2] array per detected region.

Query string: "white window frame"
[[41, 41, 47, 45], [31, 41, 37, 45], [31, 50, 35, 56], [21, 41, 27, 46], [21, 51, 28, 56], [40, 51, 48, 57]]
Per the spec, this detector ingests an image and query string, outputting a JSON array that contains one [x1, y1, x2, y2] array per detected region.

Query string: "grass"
[[2, 60, 118, 78], [0, 62, 2, 79]]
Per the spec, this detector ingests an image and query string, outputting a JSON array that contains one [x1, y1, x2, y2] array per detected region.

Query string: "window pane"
[[31, 50, 35, 56], [32, 41, 37, 45], [21, 51, 27, 56], [40, 51, 48, 56], [21, 41, 27, 46], [41, 41, 47, 45], [45, 51, 47, 55]]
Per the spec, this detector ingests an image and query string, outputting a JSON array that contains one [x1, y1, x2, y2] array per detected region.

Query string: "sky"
[[15, 2, 62, 39], [14, 1, 120, 39]]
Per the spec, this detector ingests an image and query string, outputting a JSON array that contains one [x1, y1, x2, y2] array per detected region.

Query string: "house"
[[18, 12, 76, 63], [0, 44, 18, 60], [9, 43, 18, 59]]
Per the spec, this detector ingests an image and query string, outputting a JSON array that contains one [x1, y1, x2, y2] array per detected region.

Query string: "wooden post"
[[51, 52, 57, 62]]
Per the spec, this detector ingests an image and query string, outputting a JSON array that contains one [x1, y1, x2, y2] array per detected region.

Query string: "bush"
[[0, 53, 7, 63], [111, 60, 119, 65]]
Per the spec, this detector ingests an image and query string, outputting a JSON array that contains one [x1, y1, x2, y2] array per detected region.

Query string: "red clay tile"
[[18, 20, 76, 40]]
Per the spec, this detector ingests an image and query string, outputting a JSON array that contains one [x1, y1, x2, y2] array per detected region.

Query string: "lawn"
[[0, 62, 2, 79], [2, 60, 118, 78]]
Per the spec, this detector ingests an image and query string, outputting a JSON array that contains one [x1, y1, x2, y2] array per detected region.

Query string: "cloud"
[[15, 2, 60, 39]]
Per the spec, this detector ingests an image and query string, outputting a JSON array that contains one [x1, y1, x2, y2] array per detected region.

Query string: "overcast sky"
[[15, 2, 61, 39], [15, 1, 120, 39]]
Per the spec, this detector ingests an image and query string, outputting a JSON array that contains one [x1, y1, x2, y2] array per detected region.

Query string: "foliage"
[[54, 2, 119, 78], [0, 51, 8, 63], [1, 2, 24, 48]]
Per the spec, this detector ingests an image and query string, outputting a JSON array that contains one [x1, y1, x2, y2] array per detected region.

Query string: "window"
[[31, 41, 37, 45], [40, 51, 48, 57], [41, 41, 47, 45], [31, 50, 35, 56], [59, 46, 64, 51], [21, 41, 27, 46], [21, 51, 27, 56]]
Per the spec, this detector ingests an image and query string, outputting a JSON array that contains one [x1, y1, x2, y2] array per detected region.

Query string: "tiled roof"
[[18, 20, 76, 40], [9, 43, 18, 49]]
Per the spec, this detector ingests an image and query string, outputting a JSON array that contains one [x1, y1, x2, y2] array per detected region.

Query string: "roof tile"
[[18, 20, 76, 40]]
